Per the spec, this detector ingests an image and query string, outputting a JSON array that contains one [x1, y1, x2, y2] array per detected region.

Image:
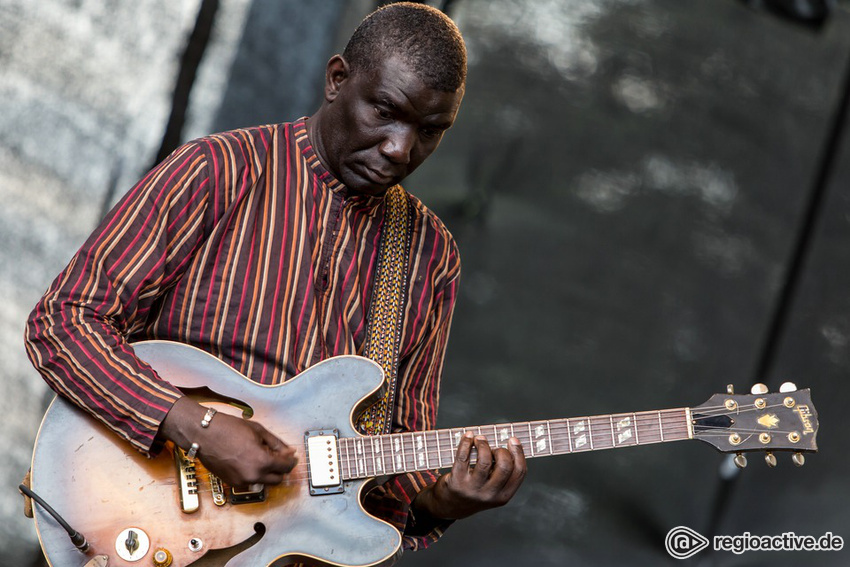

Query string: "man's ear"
[[325, 55, 350, 102]]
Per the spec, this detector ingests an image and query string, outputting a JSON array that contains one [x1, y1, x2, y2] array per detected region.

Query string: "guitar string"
[[170, 402, 808, 484], [250, 403, 791, 439], [253, 399, 806, 439], [176, 427, 803, 487]]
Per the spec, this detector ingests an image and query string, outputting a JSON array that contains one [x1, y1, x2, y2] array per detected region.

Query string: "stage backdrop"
[[1, 1, 848, 565]]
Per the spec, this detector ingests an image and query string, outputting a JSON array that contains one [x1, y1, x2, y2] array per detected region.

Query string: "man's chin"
[[342, 171, 394, 197], [349, 184, 391, 198]]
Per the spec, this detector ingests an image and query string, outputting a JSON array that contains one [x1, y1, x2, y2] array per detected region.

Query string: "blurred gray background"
[[2, 0, 849, 565]]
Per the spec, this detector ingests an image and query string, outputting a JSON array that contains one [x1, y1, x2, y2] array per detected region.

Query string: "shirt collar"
[[293, 118, 346, 195]]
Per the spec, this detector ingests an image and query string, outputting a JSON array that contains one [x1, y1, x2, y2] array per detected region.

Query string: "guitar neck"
[[338, 407, 693, 480]]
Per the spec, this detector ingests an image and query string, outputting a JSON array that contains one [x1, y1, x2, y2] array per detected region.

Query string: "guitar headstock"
[[691, 382, 818, 468]]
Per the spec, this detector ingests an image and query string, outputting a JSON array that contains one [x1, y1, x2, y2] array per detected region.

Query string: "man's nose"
[[379, 126, 414, 165]]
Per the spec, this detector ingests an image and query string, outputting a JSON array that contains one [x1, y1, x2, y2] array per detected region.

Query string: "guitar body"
[[31, 341, 402, 567]]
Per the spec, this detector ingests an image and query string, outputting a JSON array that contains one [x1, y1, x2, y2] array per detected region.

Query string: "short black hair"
[[342, 2, 467, 92]]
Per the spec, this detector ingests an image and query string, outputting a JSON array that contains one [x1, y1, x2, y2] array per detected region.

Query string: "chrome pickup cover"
[[306, 430, 344, 495]]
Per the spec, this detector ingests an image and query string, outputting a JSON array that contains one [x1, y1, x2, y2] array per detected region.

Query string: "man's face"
[[318, 55, 464, 196]]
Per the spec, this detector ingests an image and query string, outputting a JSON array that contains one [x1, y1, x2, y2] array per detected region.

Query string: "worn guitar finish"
[[30, 341, 819, 566], [32, 341, 400, 567]]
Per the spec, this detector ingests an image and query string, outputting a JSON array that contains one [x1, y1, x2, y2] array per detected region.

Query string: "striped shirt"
[[25, 119, 460, 550]]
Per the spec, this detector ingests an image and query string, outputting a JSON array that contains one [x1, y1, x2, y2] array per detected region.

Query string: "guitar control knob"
[[792, 452, 806, 467], [750, 383, 769, 395], [734, 453, 747, 469], [764, 452, 777, 468], [153, 548, 173, 567], [779, 381, 798, 393]]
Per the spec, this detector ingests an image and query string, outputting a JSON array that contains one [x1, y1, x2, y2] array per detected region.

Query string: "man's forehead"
[[352, 55, 463, 113]]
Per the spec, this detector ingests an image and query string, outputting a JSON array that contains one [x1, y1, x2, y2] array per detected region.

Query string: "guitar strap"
[[356, 185, 413, 435]]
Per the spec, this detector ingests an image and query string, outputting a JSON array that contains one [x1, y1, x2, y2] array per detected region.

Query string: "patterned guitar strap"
[[356, 185, 413, 435]]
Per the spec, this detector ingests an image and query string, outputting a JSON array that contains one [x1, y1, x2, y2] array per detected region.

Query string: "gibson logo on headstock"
[[794, 405, 815, 434]]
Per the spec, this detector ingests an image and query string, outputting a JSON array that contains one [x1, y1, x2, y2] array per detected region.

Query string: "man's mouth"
[[361, 164, 395, 185]]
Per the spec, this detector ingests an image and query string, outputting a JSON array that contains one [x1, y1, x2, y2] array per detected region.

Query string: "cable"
[[18, 483, 89, 553]]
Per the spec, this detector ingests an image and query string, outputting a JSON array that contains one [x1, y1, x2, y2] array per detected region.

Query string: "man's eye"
[[421, 128, 439, 139], [375, 107, 392, 119]]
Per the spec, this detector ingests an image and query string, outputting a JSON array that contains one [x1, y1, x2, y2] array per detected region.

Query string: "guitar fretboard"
[[337, 408, 692, 480]]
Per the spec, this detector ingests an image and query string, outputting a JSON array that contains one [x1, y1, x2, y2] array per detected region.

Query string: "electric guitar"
[[29, 341, 819, 566]]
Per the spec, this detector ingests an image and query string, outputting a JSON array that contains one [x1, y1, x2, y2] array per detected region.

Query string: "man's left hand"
[[412, 432, 527, 521]]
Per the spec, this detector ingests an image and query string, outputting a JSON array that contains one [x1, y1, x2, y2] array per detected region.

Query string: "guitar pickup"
[[305, 430, 344, 495], [230, 483, 265, 504]]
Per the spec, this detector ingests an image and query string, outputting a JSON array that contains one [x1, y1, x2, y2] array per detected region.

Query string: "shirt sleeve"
[[362, 230, 461, 552], [24, 141, 215, 455]]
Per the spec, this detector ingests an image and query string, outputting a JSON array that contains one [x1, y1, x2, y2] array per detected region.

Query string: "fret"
[[637, 411, 660, 444], [513, 422, 525, 451], [448, 429, 460, 467], [339, 438, 348, 479], [529, 421, 550, 455], [384, 435, 393, 473], [613, 413, 636, 447], [402, 432, 411, 471], [371, 437, 381, 475], [527, 423, 534, 457], [405, 432, 416, 471], [565, 418, 573, 452], [495, 424, 512, 449], [661, 410, 683, 441], [658, 412, 664, 442], [366, 437, 375, 477], [610, 416, 616, 446], [491, 425, 500, 449], [399, 433, 408, 472], [424, 431, 433, 469], [414, 433, 426, 470], [392, 434, 402, 472], [588, 417, 605, 449], [430, 431, 439, 468], [545, 420, 553, 455], [571, 418, 590, 451], [587, 418, 594, 450], [448, 429, 457, 465], [633, 413, 640, 444], [435, 430, 443, 468], [549, 419, 566, 454], [345, 439, 356, 478], [354, 438, 364, 477]]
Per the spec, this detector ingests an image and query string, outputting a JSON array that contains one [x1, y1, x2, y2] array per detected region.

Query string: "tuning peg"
[[764, 452, 777, 467], [792, 453, 806, 467], [779, 381, 798, 393], [734, 453, 748, 468], [726, 384, 735, 394], [750, 383, 769, 395]]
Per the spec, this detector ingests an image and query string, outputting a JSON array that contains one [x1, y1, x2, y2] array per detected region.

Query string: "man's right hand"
[[160, 396, 298, 487]]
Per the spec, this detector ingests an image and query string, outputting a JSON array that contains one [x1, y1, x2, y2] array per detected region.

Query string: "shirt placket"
[[312, 189, 346, 365]]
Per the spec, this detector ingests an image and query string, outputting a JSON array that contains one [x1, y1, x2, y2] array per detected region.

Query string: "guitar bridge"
[[305, 430, 344, 495], [173, 446, 199, 513]]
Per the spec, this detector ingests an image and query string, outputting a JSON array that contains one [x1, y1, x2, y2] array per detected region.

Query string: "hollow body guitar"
[[30, 341, 819, 566]]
